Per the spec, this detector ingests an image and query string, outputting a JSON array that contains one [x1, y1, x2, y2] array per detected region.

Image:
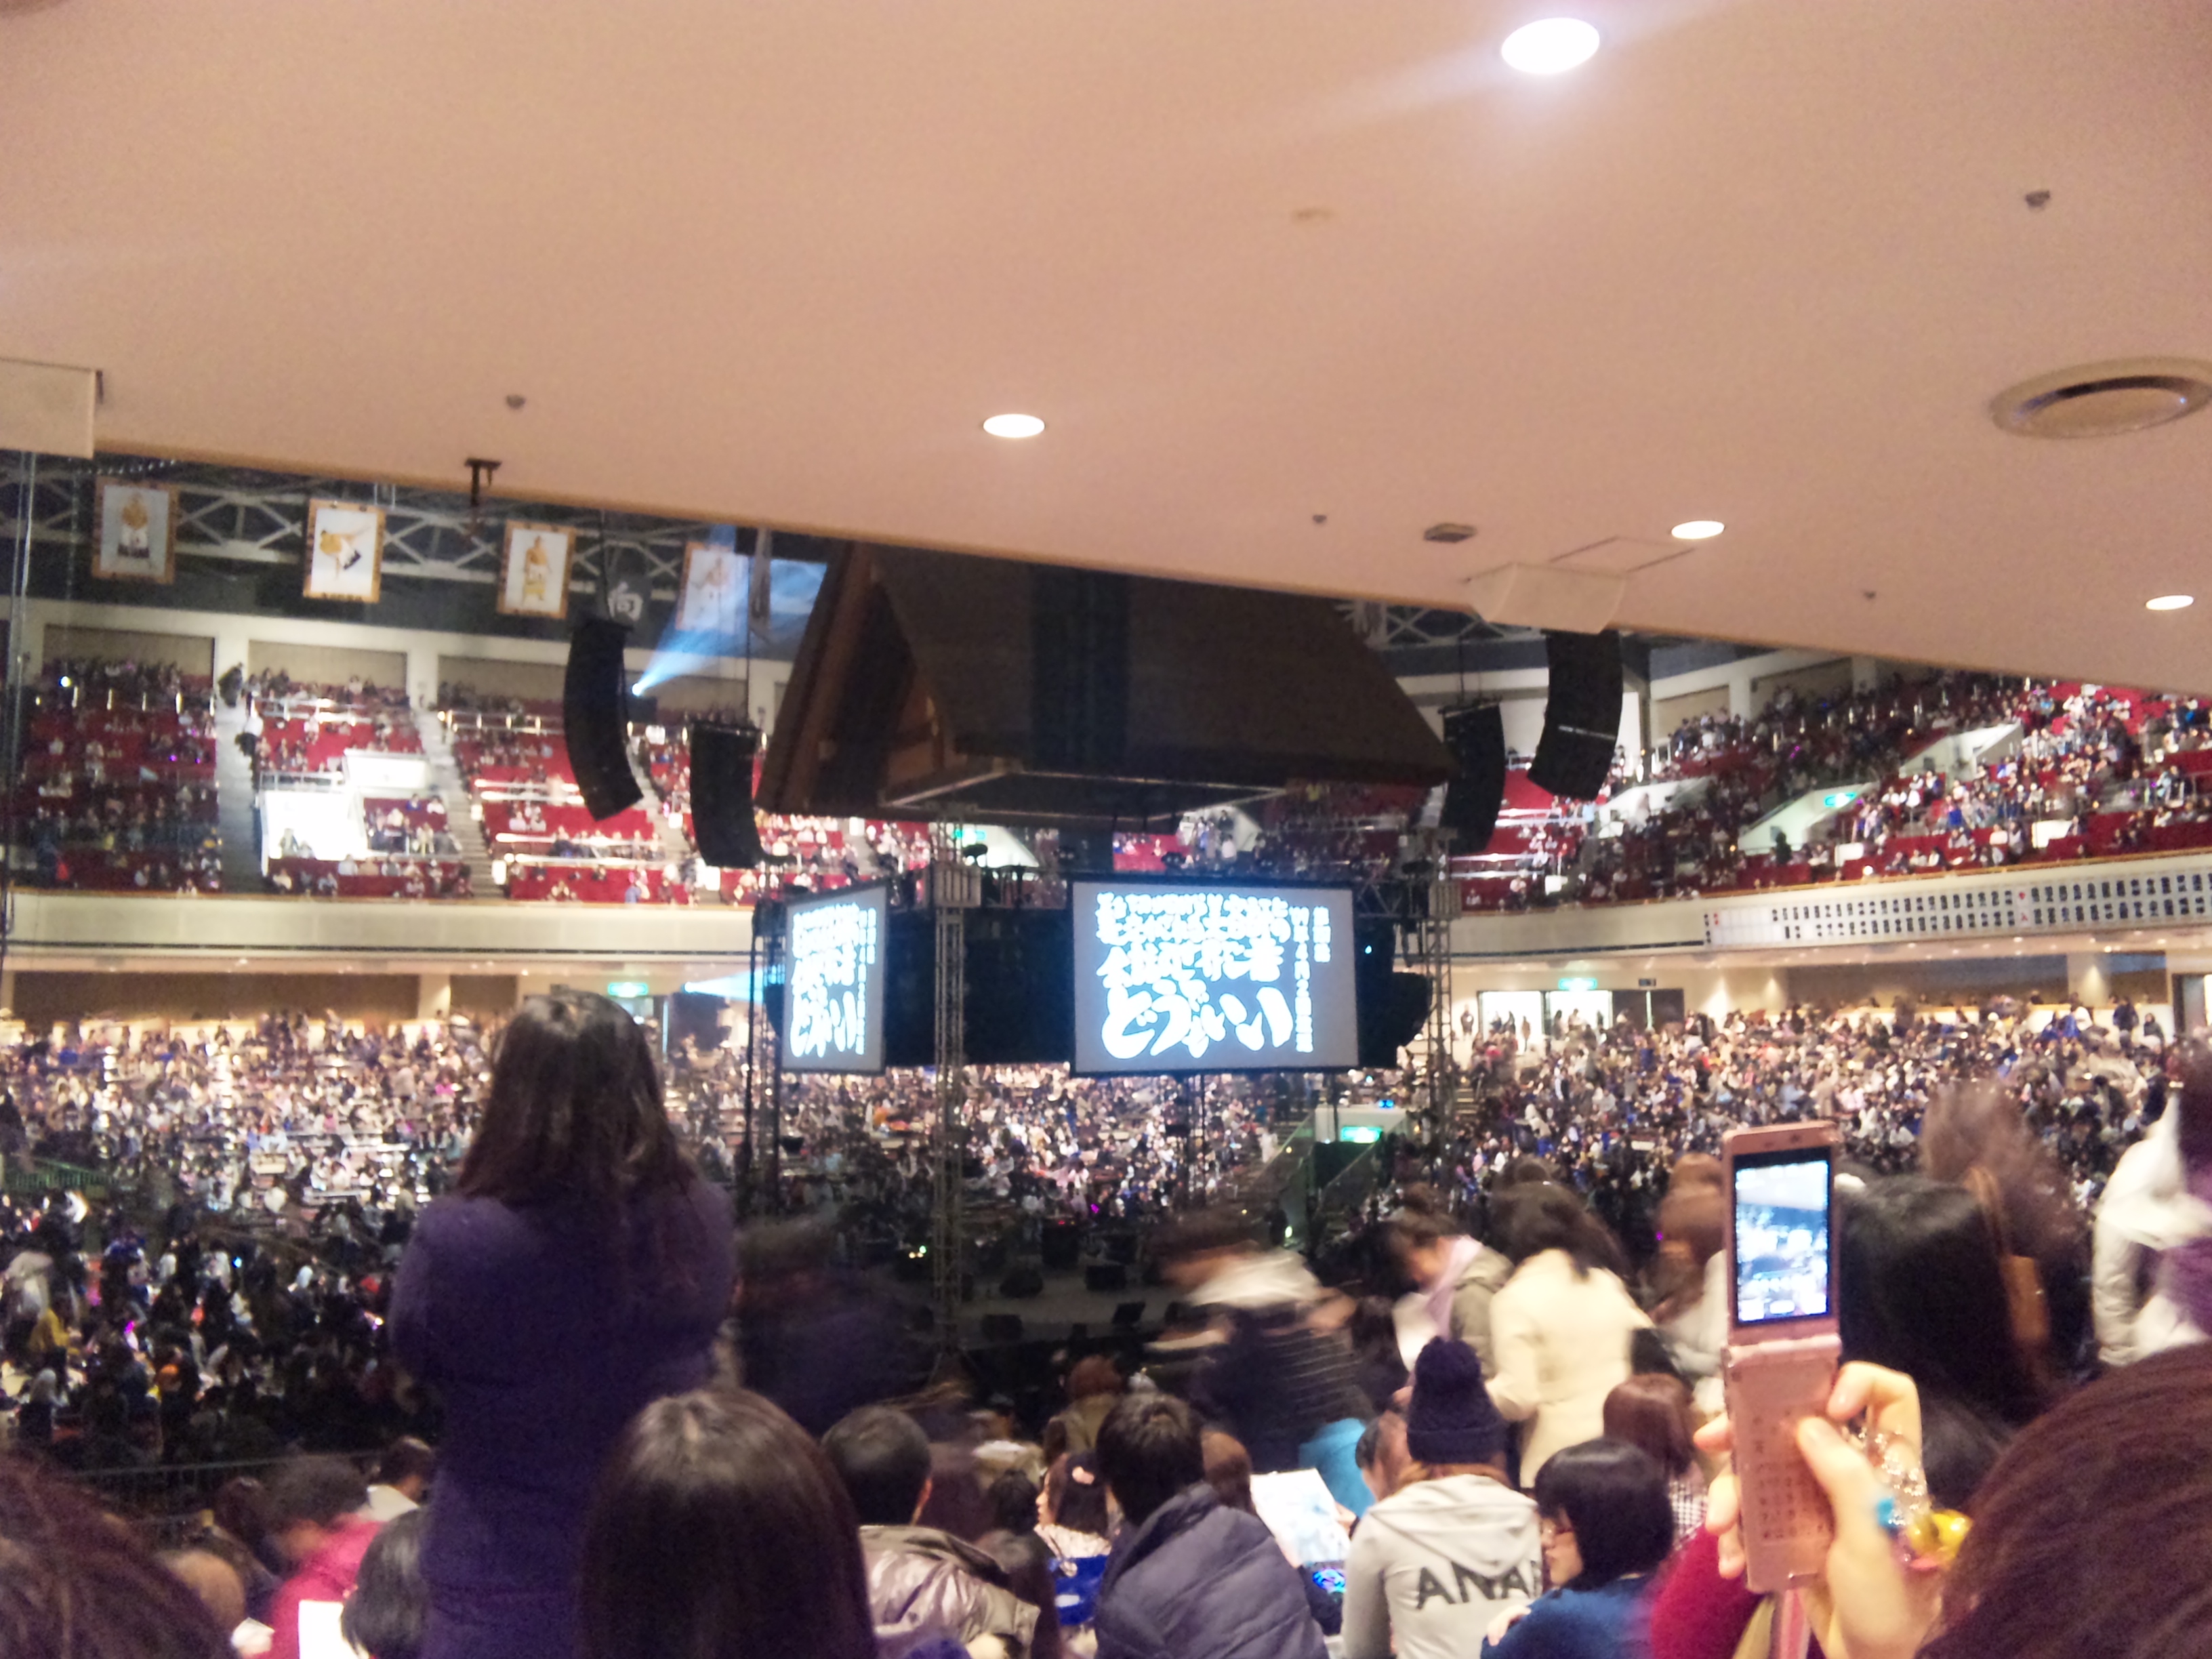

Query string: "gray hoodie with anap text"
[[1341, 1473, 1543, 1659]]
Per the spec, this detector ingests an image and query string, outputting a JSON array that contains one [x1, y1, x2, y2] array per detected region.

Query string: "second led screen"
[[1071, 880, 1357, 1073], [784, 883, 888, 1073]]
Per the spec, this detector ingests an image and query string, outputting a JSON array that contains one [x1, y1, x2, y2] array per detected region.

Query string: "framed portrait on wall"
[[94, 478, 179, 583], [304, 498, 385, 602], [676, 541, 745, 635], [497, 520, 573, 619]]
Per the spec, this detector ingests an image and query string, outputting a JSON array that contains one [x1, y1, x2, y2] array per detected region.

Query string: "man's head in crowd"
[[821, 1405, 934, 1527], [264, 1455, 369, 1568], [376, 1437, 437, 1504], [1095, 1393, 1205, 1528]]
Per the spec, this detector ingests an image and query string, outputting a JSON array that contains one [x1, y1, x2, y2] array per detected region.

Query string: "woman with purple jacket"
[[392, 990, 734, 1659]]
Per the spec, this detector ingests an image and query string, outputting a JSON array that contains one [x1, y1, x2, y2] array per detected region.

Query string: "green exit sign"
[[1338, 1125, 1383, 1145], [1822, 789, 1861, 809], [607, 981, 650, 999], [1557, 976, 1599, 992]]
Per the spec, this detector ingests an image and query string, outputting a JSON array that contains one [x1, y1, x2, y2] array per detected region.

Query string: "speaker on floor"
[[998, 1264, 1045, 1300], [562, 618, 644, 819], [981, 1314, 1026, 1344], [1439, 703, 1507, 851], [1040, 1221, 1082, 1271], [690, 721, 766, 868], [1084, 1262, 1128, 1293], [1528, 628, 1624, 800]]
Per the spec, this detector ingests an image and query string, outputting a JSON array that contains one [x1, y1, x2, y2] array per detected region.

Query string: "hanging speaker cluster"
[[690, 720, 766, 869], [1528, 629, 1623, 800], [1439, 703, 1507, 851], [562, 617, 644, 819]]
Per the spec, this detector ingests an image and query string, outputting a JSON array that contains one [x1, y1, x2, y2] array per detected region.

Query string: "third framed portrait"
[[498, 521, 574, 619]]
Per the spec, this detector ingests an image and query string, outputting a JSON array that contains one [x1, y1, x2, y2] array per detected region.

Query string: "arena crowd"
[[3, 985, 2207, 1658]]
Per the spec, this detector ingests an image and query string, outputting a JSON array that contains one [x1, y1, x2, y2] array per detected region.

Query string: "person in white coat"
[[1483, 1186, 1650, 1486], [2093, 1042, 2212, 1367]]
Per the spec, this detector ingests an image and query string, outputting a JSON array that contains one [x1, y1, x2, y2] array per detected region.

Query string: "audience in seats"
[[12, 983, 2212, 1659], [21, 659, 222, 893]]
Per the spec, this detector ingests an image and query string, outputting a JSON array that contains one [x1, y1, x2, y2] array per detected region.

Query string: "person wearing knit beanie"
[[1406, 1338, 1512, 1471], [1341, 1340, 1541, 1659]]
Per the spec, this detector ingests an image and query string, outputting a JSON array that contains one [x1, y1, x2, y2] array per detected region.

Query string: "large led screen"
[[783, 883, 888, 1073], [1072, 880, 1358, 1073]]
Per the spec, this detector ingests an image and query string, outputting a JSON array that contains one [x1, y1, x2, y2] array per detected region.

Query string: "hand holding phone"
[[1721, 1123, 1841, 1593]]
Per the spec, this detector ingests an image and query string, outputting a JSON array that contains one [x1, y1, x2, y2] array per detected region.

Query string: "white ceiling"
[[6, 2, 2210, 684]]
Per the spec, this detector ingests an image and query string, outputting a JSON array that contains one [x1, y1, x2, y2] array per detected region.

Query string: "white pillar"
[[417, 973, 452, 1020]]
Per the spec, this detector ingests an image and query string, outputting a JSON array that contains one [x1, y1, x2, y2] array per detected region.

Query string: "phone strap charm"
[[1850, 1422, 1969, 1572]]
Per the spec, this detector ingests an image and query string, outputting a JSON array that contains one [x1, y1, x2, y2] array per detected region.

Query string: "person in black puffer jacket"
[[1092, 1393, 1327, 1659]]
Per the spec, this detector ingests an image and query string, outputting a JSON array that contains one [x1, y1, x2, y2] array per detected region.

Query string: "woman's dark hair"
[[341, 1508, 428, 1659], [1919, 1082, 2085, 1260], [0, 1453, 232, 1659], [1531, 1439, 1674, 1590], [820, 1406, 933, 1528], [1923, 1346, 2212, 1659], [579, 1389, 877, 1659], [1043, 1452, 1110, 1537], [1496, 1184, 1610, 1276], [455, 991, 691, 1223], [1096, 1393, 1204, 1528], [987, 1469, 1040, 1536], [1200, 1428, 1256, 1516], [1601, 1374, 1696, 1479], [1837, 1176, 2041, 1507]]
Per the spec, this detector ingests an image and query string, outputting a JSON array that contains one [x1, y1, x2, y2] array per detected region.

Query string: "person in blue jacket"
[[1481, 1438, 1673, 1659], [1092, 1392, 1328, 1659]]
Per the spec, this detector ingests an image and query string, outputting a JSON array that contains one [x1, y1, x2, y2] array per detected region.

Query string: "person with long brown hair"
[[390, 990, 733, 1659]]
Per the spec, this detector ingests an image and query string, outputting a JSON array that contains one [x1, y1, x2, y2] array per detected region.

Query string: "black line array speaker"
[[1439, 703, 1507, 851], [1529, 628, 1624, 800], [563, 618, 644, 819], [689, 722, 766, 869]]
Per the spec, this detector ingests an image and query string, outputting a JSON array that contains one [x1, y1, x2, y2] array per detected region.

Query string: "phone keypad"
[[1746, 1407, 1830, 1544]]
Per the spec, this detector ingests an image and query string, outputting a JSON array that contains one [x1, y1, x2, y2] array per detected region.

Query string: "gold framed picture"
[[497, 520, 574, 619], [676, 541, 745, 634], [304, 499, 385, 602], [94, 478, 179, 583]]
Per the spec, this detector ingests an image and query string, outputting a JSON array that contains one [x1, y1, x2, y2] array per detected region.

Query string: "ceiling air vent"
[[1992, 358, 2212, 438], [1423, 522, 1477, 543]]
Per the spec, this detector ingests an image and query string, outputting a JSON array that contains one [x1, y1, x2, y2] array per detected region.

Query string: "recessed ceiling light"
[[982, 413, 1046, 440], [1501, 18, 1601, 74], [2147, 594, 2194, 611], [1672, 520, 1725, 540]]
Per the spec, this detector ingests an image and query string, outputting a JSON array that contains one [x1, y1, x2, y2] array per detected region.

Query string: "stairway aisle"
[[209, 697, 264, 893], [417, 717, 493, 892]]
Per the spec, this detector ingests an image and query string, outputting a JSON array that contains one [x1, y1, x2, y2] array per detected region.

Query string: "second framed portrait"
[[304, 499, 386, 602], [498, 521, 574, 619]]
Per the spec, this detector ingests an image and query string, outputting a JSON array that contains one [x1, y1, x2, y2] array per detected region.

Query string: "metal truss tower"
[[929, 823, 977, 1361], [1416, 849, 1459, 1153]]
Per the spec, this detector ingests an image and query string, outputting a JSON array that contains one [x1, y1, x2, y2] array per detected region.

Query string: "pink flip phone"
[[1721, 1122, 1842, 1593]]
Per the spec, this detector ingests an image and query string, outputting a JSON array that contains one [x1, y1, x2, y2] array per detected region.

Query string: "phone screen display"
[[1732, 1149, 1834, 1325]]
